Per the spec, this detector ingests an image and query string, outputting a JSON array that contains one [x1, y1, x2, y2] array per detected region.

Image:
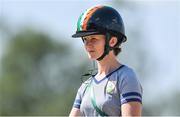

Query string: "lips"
[[88, 50, 95, 53]]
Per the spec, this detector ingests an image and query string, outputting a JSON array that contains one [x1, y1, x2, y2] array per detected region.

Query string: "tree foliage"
[[0, 29, 86, 115]]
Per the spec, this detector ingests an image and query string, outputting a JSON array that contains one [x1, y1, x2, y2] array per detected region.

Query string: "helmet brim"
[[72, 31, 101, 38]]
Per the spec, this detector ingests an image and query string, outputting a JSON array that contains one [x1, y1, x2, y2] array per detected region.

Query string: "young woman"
[[69, 5, 143, 116]]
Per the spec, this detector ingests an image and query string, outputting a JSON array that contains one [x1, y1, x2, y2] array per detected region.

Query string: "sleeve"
[[119, 68, 143, 105], [73, 87, 82, 109]]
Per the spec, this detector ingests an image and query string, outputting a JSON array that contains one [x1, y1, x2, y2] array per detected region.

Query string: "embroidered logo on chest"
[[106, 81, 116, 94]]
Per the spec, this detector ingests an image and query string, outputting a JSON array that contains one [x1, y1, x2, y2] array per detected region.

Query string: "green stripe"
[[77, 13, 84, 31], [89, 82, 108, 116], [77, 7, 93, 31]]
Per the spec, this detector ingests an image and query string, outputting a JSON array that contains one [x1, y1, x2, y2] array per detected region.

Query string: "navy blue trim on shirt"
[[75, 99, 81, 104], [121, 92, 142, 105], [73, 99, 81, 109], [121, 98, 142, 105], [122, 92, 142, 98], [73, 103, 80, 109], [93, 75, 108, 84], [93, 65, 125, 84]]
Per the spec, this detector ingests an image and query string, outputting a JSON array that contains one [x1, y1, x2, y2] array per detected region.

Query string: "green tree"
[[0, 28, 86, 115]]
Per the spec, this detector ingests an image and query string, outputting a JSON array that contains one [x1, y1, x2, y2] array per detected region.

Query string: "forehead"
[[83, 34, 105, 39]]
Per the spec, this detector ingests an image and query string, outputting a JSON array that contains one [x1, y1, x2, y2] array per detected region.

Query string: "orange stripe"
[[82, 6, 103, 31]]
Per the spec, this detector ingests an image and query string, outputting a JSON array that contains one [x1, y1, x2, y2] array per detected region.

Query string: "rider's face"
[[82, 35, 105, 60]]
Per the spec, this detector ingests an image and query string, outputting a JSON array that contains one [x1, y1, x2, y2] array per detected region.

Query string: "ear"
[[109, 37, 118, 47]]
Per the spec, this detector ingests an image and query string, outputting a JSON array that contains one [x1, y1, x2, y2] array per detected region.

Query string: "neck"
[[96, 52, 121, 76]]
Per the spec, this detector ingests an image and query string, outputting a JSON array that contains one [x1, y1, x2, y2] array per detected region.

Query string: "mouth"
[[88, 50, 95, 53]]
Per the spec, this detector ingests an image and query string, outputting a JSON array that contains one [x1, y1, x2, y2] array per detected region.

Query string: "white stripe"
[[121, 96, 142, 102], [74, 102, 80, 105], [80, 6, 95, 30]]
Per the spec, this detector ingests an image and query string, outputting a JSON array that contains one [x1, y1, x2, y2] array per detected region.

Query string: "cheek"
[[84, 45, 87, 50], [96, 44, 105, 53], [84, 45, 92, 51]]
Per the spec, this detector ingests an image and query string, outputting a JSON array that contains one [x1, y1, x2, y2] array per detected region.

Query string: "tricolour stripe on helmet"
[[77, 13, 84, 31], [77, 5, 103, 31], [77, 8, 91, 31]]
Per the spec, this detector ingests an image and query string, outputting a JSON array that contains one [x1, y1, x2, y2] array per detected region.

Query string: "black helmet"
[[72, 5, 127, 61], [72, 5, 127, 42]]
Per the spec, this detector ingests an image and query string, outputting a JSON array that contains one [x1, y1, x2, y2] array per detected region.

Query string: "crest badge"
[[106, 81, 116, 94]]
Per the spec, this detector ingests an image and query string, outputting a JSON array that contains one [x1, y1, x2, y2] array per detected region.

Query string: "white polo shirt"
[[73, 65, 143, 116]]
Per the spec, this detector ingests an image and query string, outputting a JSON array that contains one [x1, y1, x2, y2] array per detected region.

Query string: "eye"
[[81, 37, 100, 45], [82, 37, 87, 43], [91, 38, 98, 43]]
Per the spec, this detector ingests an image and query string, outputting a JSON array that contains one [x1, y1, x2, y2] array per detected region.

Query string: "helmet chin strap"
[[97, 33, 113, 61], [81, 33, 115, 82]]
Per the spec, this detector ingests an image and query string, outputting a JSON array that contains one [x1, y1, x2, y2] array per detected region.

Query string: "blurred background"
[[0, 0, 179, 116]]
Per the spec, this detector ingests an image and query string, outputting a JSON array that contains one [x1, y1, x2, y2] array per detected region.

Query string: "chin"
[[87, 54, 97, 60], [88, 57, 96, 60]]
